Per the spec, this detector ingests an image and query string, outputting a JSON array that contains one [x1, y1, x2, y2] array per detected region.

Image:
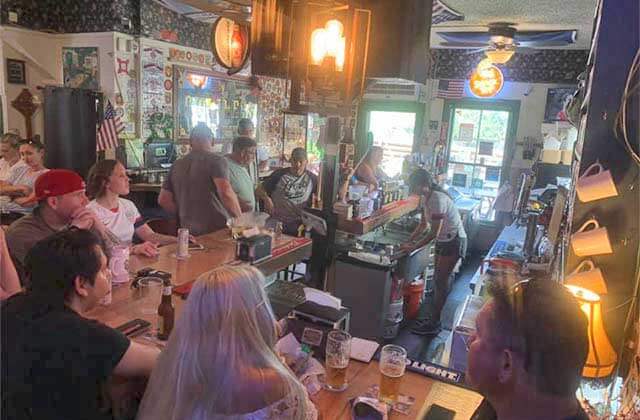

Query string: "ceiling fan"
[[437, 22, 578, 63]]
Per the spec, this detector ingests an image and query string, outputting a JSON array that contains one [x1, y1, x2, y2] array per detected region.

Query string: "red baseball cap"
[[35, 169, 86, 201]]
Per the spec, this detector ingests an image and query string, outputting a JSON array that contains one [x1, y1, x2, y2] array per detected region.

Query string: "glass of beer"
[[324, 330, 351, 392], [379, 344, 407, 403]]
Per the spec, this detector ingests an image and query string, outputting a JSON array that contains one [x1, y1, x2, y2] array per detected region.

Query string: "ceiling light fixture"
[[485, 48, 515, 64]]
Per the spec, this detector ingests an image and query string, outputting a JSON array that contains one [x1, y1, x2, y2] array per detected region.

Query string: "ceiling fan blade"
[[439, 41, 489, 48], [437, 32, 493, 44], [513, 30, 577, 46]]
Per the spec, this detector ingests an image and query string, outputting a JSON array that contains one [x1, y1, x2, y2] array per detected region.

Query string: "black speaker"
[[363, 0, 432, 83]]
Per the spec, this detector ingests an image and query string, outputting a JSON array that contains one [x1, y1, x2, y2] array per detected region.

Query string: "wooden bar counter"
[[337, 195, 420, 235], [87, 228, 446, 419], [88, 229, 311, 327]]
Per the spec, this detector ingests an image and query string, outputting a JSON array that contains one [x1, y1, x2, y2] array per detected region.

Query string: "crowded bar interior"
[[1, 0, 639, 418]]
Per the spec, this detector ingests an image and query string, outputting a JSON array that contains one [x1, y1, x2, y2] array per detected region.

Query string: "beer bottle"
[[157, 280, 174, 340]]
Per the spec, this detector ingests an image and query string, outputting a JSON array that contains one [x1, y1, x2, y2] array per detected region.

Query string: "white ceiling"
[[431, 0, 598, 49]]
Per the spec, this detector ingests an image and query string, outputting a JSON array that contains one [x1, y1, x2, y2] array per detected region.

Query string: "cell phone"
[[423, 404, 455, 420], [115, 319, 151, 338]]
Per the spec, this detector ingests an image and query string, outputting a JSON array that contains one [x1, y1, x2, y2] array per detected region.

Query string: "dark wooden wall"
[[566, 0, 639, 366]]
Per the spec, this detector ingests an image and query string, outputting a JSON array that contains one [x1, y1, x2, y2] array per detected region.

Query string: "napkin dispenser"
[[286, 301, 351, 359], [236, 234, 272, 263]]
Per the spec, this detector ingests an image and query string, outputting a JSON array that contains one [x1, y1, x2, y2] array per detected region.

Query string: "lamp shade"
[[565, 259, 609, 295], [566, 285, 617, 378]]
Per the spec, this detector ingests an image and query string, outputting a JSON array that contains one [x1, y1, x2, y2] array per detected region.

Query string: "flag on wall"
[[432, 1, 464, 25], [436, 79, 465, 99], [97, 101, 124, 151]]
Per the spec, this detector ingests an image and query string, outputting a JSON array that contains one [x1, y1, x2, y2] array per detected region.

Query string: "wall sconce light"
[[566, 285, 618, 378], [187, 73, 208, 89], [469, 58, 504, 98], [310, 18, 346, 72]]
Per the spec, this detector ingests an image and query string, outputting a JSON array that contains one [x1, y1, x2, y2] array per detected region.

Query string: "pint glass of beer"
[[379, 344, 407, 403], [324, 330, 351, 392]]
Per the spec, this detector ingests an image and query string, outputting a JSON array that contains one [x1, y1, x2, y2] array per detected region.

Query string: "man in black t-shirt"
[[257, 147, 317, 235], [1, 228, 159, 420], [467, 278, 590, 420]]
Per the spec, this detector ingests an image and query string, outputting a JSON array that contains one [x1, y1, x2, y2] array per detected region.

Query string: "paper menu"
[[349, 337, 380, 363], [418, 382, 483, 420]]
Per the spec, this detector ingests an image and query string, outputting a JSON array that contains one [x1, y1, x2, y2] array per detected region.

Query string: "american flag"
[[432, 0, 464, 25], [96, 101, 124, 151], [436, 79, 465, 99]]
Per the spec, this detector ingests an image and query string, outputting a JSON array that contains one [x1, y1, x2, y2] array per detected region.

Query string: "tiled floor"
[[389, 252, 483, 364]]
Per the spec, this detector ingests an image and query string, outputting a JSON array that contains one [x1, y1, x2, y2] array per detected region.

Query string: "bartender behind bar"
[[400, 169, 467, 336], [353, 146, 387, 191]]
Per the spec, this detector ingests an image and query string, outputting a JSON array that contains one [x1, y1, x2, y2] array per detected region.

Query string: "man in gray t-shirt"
[[158, 124, 242, 236]]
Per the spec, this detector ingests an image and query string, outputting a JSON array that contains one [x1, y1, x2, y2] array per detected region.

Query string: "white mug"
[[576, 161, 618, 203], [571, 218, 613, 257], [565, 259, 608, 295]]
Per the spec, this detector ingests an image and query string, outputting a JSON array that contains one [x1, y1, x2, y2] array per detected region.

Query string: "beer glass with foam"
[[325, 330, 351, 392], [379, 344, 407, 403]]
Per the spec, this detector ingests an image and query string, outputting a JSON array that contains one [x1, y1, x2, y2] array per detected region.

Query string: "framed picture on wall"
[[6, 59, 26, 84], [544, 87, 576, 122]]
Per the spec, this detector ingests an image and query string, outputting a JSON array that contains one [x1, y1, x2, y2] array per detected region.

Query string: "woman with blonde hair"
[[137, 265, 317, 420]]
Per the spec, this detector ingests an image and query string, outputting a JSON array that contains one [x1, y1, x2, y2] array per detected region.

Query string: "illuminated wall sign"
[[469, 60, 504, 98], [212, 17, 250, 73]]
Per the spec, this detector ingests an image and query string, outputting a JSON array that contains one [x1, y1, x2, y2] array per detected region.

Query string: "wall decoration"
[[141, 0, 212, 50], [168, 47, 213, 67], [6, 59, 26, 84], [62, 47, 99, 90], [117, 58, 130, 75], [434, 49, 588, 84], [257, 76, 290, 159], [211, 17, 250, 72], [0, 0, 140, 34], [544, 87, 577, 122]]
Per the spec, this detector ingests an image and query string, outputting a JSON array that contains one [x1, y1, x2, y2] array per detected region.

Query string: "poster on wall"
[[62, 47, 99, 90], [544, 87, 576, 122], [458, 123, 474, 142], [478, 141, 494, 156]]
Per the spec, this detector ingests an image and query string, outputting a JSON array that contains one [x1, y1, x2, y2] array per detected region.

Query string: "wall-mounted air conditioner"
[[363, 78, 427, 102]]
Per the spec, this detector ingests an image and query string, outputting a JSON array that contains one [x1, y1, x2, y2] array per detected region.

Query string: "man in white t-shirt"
[[400, 169, 467, 336]]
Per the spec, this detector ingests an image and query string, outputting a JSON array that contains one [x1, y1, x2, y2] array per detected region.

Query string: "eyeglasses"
[[506, 279, 532, 367]]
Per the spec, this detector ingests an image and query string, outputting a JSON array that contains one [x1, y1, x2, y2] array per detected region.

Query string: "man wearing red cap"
[[5, 169, 111, 281]]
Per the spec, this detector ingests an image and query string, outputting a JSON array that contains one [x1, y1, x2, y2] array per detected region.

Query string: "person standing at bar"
[[158, 123, 242, 236], [226, 137, 258, 213], [354, 146, 387, 191], [239, 117, 269, 172], [400, 168, 467, 336]]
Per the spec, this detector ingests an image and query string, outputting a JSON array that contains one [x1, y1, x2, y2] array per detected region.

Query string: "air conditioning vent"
[[364, 79, 427, 102]]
